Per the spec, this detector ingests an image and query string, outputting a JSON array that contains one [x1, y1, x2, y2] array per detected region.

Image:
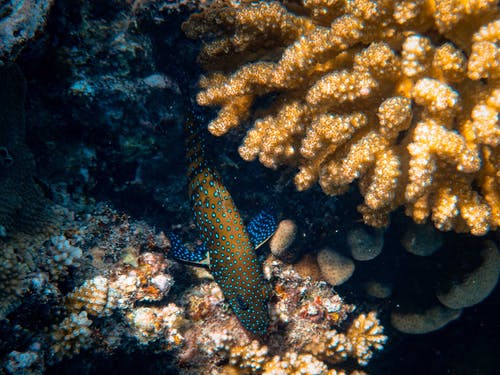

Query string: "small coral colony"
[[1, 1, 499, 374]]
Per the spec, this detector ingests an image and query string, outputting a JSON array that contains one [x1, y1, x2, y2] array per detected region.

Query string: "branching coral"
[[305, 312, 387, 366], [51, 311, 93, 360], [228, 311, 385, 373], [183, 0, 500, 235]]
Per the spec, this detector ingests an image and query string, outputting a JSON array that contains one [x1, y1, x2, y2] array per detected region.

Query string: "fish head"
[[228, 282, 271, 336]]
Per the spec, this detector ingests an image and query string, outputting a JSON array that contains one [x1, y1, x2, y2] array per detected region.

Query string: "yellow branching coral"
[[346, 311, 388, 366], [228, 312, 385, 373], [305, 311, 387, 366], [183, 0, 500, 235]]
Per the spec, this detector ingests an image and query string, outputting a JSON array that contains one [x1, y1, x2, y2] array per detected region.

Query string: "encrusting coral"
[[183, 0, 500, 235]]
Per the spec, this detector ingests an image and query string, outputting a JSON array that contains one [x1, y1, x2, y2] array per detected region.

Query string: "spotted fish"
[[169, 109, 277, 335]]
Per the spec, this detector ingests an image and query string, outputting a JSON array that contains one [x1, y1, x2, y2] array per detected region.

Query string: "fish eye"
[[236, 294, 249, 310]]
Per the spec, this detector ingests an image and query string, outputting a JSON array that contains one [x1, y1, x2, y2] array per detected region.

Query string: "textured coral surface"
[[1, 1, 498, 374], [184, 0, 500, 235], [0, 202, 387, 374]]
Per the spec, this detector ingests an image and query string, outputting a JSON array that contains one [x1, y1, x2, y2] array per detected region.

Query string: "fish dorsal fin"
[[168, 231, 210, 268], [247, 210, 277, 249]]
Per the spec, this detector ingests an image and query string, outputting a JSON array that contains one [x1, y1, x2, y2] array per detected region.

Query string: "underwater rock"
[[363, 281, 393, 299], [317, 248, 355, 286], [391, 304, 462, 334], [401, 222, 443, 256], [436, 241, 500, 309], [347, 226, 384, 261], [270, 219, 298, 262]]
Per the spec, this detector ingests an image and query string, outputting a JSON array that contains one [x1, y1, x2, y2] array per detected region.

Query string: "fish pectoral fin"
[[167, 232, 210, 268], [247, 209, 278, 250]]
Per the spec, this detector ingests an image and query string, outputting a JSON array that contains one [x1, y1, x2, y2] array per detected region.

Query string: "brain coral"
[[183, 0, 500, 235]]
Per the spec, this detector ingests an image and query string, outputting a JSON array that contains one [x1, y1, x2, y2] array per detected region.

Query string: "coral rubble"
[[183, 0, 500, 235]]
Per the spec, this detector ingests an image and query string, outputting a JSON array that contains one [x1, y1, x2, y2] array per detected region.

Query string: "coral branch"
[[184, 0, 500, 234]]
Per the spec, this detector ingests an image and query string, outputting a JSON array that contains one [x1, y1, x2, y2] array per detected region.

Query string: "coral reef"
[[50, 311, 93, 360], [0, 203, 180, 369], [363, 281, 393, 299], [52, 0, 183, 135], [305, 312, 387, 366], [5, 347, 44, 375], [65, 251, 174, 317], [0, 0, 54, 64], [0, 200, 387, 374], [0, 243, 30, 318], [132, 0, 217, 13], [1, 1, 497, 373], [12, 0, 193, 226], [125, 304, 184, 345], [176, 257, 386, 374], [183, 0, 500, 235]]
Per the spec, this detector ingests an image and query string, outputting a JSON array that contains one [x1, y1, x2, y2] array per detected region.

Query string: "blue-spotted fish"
[[169, 109, 277, 335]]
